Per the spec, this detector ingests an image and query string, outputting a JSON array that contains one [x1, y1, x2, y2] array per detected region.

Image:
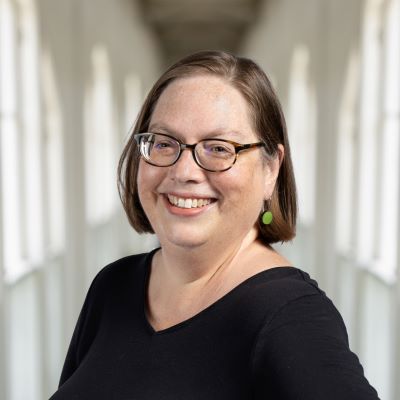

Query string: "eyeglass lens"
[[139, 133, 236, 171]]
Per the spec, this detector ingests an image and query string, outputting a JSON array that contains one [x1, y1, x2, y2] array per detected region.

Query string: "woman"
[[51, 51, 380, 399]]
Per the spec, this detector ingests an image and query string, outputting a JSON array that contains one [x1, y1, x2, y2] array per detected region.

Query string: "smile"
[[167, 194, 214, 209]]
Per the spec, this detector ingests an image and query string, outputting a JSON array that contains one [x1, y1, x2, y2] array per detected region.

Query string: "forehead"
[[149, 75, 256, 141]]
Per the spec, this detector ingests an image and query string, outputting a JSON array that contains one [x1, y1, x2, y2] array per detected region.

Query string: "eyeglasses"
[[134, 132, 265, 172]]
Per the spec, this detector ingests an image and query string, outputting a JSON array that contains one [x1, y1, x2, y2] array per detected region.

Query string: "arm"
[[58, 273, 103, 386], [251, 294, 380, 399]]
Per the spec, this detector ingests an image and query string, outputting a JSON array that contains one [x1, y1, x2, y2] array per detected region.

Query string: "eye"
[[151, 135, 179, 154], [211, 145, 229, 153], [203, 141, 235, 158], [154, 140, 172, 149]]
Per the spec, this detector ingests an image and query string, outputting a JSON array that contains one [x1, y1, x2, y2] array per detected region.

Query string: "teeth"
[[167, 195, 212, 209]]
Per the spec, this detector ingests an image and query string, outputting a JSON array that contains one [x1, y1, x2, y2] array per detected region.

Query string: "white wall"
[[0, 0, 161, 398], [37, 0, 162, 325], [2, 0, 399, 399], [241, 0, 400, 399]]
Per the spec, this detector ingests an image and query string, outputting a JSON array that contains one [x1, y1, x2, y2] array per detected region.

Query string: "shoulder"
[[93, 250, 155, 284], [244, 267, 327, 321], [249, 270, 380, 399], [231, 266, 345, 345], [243, 267, 350, 357], [249, 266, 345, 333], [85, 249, 157, 301]]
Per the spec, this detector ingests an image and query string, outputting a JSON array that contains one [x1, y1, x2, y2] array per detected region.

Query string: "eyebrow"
[[148, 124, 247, 142]]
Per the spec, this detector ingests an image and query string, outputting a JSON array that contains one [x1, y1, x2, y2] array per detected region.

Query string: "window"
[[0, 0, 25, 280], [0, 0, 43, 281], [287, 44, 317, 226], [41, 49, 66, 254], [335, 51, 360, 254], [376, 0, 400, 280], [357, 0, 399, 281], [84, 45, 118, 225]]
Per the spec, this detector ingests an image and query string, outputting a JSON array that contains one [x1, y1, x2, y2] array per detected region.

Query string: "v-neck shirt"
[[50, 249, 379, 399]]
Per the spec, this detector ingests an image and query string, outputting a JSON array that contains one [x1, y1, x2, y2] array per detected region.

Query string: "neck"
[[154, 227, 261, 288]]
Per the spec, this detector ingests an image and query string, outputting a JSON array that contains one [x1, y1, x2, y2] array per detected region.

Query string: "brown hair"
[[118, 51, 297, 244]]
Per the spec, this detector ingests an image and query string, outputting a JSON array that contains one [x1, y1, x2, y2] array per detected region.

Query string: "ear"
[[264, 144, 284, 198]]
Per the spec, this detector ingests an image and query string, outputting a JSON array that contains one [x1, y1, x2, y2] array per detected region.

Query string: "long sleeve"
[[252, 293, 380, 399], [58, 272, 103, 387]]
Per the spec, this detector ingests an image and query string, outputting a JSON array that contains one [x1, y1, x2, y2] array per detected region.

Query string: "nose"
[[168, 147, 205, 183]]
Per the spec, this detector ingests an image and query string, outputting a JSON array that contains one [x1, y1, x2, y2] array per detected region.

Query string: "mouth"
[[166, 194, 216, 209]]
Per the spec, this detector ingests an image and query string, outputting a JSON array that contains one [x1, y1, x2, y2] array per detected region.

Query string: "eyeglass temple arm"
[[235, 142, 265, 152]]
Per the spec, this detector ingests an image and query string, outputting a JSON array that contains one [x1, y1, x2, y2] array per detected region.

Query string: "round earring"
[[261, 200, 273, 225], [262, 210, 273, 225]]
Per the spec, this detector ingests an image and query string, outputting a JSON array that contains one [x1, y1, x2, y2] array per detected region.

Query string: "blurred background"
[[0, 0, 399, 398]]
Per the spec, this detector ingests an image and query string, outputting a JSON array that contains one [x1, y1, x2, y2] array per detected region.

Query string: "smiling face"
[[137, 74, 279, 250]]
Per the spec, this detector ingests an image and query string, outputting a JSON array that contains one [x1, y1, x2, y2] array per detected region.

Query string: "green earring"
[[262, 210, 273, 225]]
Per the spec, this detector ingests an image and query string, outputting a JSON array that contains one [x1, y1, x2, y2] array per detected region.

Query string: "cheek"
[[137, 161, 161, 191], [216, 166, 265, 207], [137, 162, 158, 206], [136, 163, 146, 200], [137, 160, 152, 182]]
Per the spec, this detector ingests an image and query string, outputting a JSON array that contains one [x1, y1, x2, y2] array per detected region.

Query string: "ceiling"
[[139, 0, 262, 65]]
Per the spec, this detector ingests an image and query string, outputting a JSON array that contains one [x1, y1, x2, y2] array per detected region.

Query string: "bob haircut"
[[118, 50, 297, 244]]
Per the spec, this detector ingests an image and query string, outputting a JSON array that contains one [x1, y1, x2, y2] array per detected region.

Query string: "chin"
[[154, 217, 214, 249], [159, 230, 209, 250], [165, 237, 208, 250]]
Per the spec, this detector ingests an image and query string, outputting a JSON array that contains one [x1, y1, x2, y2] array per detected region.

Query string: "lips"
[[166, 194, 214, 209]]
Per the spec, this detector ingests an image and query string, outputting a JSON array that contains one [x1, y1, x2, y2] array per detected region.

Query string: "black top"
[[50, 250, 380, 399]]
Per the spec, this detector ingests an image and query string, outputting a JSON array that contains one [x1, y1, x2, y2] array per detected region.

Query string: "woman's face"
[[137, 74, 280, 250]]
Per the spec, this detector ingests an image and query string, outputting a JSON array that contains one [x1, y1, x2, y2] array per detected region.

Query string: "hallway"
[[0, 0, 399, 398]]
